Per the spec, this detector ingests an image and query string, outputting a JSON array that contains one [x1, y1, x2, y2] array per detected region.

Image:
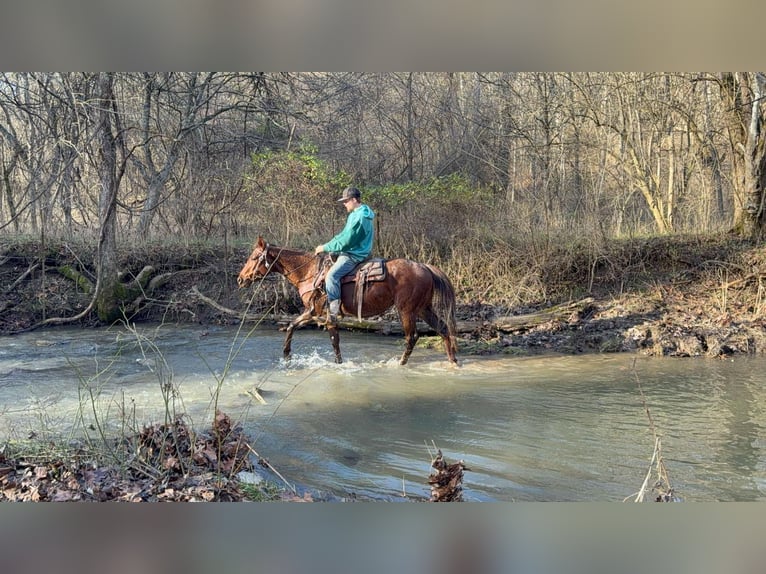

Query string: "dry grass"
[[2, 229, 763, 327]]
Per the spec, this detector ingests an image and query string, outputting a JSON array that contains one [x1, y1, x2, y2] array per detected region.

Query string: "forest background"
[[1, 72, 766, 333]]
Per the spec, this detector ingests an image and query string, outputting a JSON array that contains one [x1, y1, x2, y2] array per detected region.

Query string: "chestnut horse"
[[237, 236, 458, 365]]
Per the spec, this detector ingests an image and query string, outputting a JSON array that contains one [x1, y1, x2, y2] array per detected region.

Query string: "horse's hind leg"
[[398, 313, 419, 365], [420, 307, 458, 364]]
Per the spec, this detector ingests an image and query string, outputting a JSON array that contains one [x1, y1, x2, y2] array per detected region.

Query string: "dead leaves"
[[428, 449, 469, 502], [1, 410, 254, 502]]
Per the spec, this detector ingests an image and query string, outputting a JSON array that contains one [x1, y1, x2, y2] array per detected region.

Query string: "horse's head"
[[237, 236, 272, 288]]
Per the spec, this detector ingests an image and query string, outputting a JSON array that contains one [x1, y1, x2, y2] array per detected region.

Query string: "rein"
[[257, 244, 322, 296]]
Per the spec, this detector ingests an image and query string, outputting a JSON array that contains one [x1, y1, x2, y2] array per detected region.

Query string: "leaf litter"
[[0, 411, 264, 502]]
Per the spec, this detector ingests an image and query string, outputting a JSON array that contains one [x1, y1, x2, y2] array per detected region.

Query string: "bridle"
[[244, 243, 325, 296], [252, 243, 274, 277]]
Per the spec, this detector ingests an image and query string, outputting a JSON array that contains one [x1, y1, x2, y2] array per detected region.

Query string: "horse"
[[237, 236, 459, 365]]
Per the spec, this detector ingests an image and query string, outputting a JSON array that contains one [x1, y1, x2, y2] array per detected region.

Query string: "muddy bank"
[[2, 235, 766, 359]]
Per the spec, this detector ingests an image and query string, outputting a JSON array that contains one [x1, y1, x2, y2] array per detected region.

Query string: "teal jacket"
[[323, 204, 375, 261]]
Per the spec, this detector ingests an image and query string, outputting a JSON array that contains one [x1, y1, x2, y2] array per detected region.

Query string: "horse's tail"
[[425, 263, 458, 339]]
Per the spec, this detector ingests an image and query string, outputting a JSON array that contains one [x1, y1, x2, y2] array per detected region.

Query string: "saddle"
[[312, 256, 387, 321]]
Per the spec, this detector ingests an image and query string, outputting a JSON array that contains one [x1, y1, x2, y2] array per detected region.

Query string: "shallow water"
[[1, 323, 764, 501]]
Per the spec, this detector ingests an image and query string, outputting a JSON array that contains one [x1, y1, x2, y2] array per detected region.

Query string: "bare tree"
[[720, 72, 766, 239], [93, 72, 125, 322], [0, 85, 26, 232], [0, 72, 752, 246], [0, 73, 91, 236]]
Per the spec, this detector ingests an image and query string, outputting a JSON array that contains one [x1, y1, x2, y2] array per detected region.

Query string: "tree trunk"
[[94, 72, 124, 323], [406, 72, 414, 182], [741, 73, 766, 239], [724, 72, 766, 240], [136, 73, 186, 237], [1, 156, 20, 233]]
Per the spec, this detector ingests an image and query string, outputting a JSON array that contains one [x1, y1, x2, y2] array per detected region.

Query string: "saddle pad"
[[301, 257, 387, 299], [341, 259, 386, 284]]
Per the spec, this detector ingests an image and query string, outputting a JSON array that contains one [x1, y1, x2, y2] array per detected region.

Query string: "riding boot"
[[328, 299, 341, 323]]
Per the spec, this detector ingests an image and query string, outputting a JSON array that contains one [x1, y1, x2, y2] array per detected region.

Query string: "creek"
[[1, 323, 764, 501]]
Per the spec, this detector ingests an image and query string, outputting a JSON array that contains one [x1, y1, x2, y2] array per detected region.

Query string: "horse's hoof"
[[335, 357, 343, 364]]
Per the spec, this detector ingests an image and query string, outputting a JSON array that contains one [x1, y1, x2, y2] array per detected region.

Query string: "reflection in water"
[[719, 375, 762, 499], [0, 324, 765, 501]]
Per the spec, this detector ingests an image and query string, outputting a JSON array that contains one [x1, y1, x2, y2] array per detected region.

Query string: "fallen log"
[[493, 297, 595, 332], [190, 287, 594, 336], [190, 286, 266, 323], [190, 285, 457, 333]]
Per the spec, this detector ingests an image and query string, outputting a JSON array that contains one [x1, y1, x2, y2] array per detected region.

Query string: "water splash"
[[279, 347, 405, 375]]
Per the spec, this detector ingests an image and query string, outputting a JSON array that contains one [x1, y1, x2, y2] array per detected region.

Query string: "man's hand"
[[314, 245, 324, 254]]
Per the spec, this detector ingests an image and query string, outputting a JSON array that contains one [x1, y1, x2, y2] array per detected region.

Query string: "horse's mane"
[[258, 241, 312, 259], [268, 245, 313, 257]]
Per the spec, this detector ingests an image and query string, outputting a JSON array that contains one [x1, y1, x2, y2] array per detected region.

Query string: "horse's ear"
[[257, 236, 265, 248]]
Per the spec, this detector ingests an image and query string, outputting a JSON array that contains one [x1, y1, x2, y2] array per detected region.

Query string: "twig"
[[246, 387, 267, 405], [724, 272, 766, 289], [634, 436, 660, 502], [3, 261, 39, 294], [243, 441, 296, 494], [62, 243, 96, 282], [630, 359, 676, 502]]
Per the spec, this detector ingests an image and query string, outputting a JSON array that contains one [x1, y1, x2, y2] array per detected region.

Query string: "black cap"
[[337, 186, 361, 202]]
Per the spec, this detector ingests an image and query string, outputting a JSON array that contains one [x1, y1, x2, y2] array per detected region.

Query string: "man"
[[314, 186, 375, 321]]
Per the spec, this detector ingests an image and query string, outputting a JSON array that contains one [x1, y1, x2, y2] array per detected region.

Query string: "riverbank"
[[2, 234, 766, 359]]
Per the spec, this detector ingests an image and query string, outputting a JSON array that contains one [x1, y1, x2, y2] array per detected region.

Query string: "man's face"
[[343, 198, 356, 212]]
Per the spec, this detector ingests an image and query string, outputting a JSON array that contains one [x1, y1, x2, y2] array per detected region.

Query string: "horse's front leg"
[[283, 309, 314, 360], [328, 324, 343, 364]]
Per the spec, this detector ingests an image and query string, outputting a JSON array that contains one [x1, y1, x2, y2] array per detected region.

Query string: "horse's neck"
[[270, 248, 316, 286]]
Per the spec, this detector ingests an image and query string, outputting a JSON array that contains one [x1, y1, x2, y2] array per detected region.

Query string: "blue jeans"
[[325, 253, 359, 302]]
